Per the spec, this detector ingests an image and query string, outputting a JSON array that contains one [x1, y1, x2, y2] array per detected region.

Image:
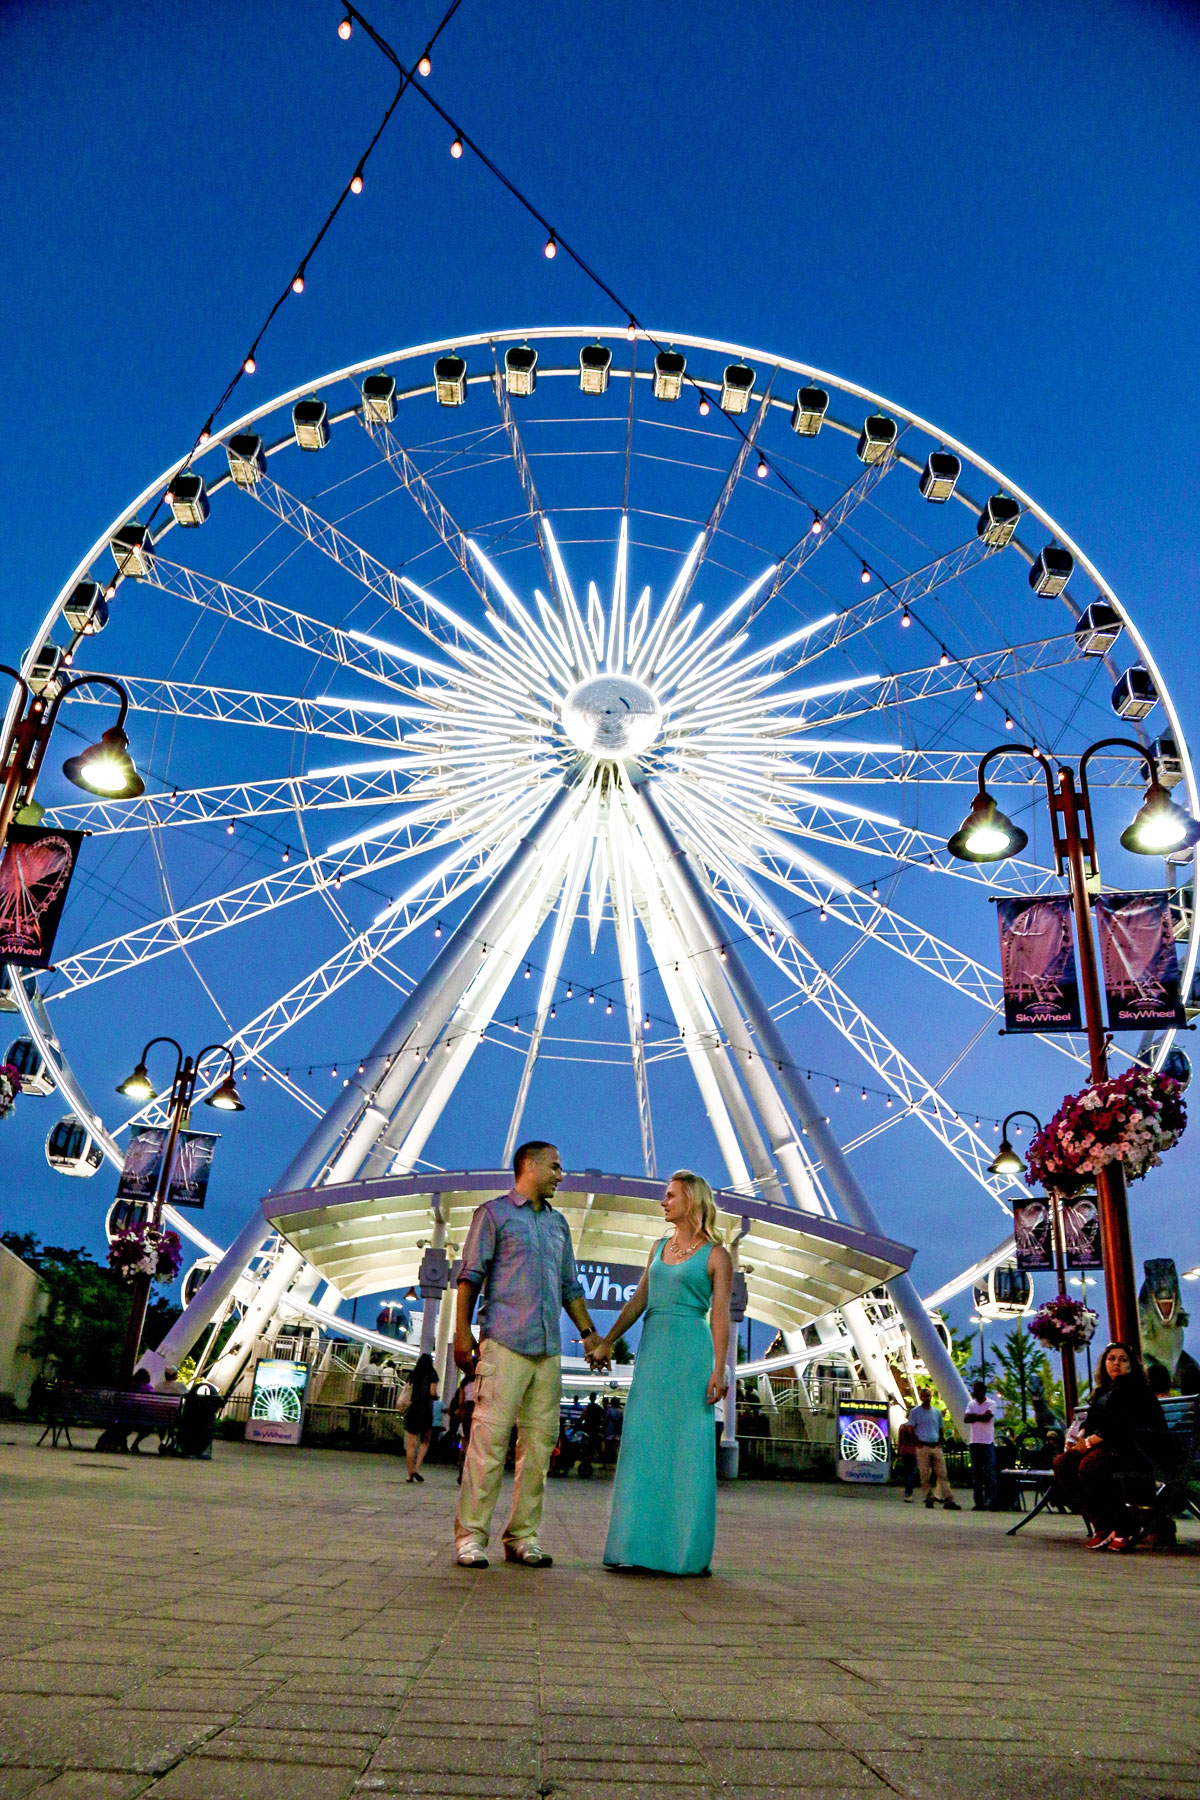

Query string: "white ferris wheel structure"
[[9, 325, 1196, 1418]]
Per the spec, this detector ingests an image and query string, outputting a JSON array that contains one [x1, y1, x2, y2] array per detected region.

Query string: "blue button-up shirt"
[[459, 1188, 584, 1358]]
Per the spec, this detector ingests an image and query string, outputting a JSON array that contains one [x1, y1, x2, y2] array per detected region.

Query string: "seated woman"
[[1051, 1342, 1167, 1551]]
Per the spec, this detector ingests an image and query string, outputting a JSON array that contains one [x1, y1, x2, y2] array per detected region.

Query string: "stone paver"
[[0, 1424, 1197, 1800]]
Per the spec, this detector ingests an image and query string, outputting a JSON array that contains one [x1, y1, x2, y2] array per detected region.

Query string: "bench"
[[1007, 1394, 1200, 1544], [37, 1386, 183, 1451]]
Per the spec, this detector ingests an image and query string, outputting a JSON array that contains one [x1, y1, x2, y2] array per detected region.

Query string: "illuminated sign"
[[836, 1399, 891, 1483], [245, 1359, 310, 1446], [576, 1262, 641, 1308]]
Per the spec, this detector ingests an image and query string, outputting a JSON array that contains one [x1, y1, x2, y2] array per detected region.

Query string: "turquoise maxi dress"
[[603, 1239, 717, 1575]]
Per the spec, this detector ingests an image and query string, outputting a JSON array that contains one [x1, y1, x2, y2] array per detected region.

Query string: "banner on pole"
[[1094, 891, 1185, 1030], [115, 1126, 219, 1210], [0, 823, 84, 970], [1061, 1195, 1103, 1271], [1013, 1197, 1055, 1271], [996, 896, 1082, 1033]]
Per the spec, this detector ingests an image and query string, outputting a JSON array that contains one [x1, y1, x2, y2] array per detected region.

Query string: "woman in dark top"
[[404, 1352, 439, 1483], [1052, 1342, 1167, 1551]]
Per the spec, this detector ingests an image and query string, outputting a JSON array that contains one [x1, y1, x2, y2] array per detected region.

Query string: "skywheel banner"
[[1094, 892, 1185, 1030], [996, 896, 1082, 1033]]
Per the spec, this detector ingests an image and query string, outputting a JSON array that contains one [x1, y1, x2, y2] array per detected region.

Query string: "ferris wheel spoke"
[[487, 350, 560, 601], [358, 405, 494, 609], [46, 792, 524, 998], [243, 473, 468, 653], [137, 555, 420, 695], [766, 441, 899, 602], [787, 631, 1083, 733], [68, 672, 412, 749], [607, 797, 656, 1177], [674, 384, 775, 616], [790, 535, 1003, 671], [700, 868, 1019, 1210], [45, 764, 423, 837]]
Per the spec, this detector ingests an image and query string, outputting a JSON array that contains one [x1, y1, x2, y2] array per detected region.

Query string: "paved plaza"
[[0, 1426, 1197, 1800]]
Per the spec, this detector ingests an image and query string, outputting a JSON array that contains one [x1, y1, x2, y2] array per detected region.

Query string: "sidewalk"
[[0, 1424, 1196, 1800]]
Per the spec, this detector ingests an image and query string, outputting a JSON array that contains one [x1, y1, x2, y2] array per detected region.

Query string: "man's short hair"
[[513, 1139, 557, 1177]]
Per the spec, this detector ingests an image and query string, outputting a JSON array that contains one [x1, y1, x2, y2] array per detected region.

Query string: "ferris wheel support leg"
[[138, 1206, 278, 1385], [204, 1246, 307, 1396], [636, 779, 970, 1433]]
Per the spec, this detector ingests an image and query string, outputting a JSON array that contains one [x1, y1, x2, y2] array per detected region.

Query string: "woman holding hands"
[[592, 1170, 733, 1576]]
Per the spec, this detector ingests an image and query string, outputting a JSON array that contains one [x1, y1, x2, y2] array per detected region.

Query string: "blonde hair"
[[670, 1169, 718, 1242]]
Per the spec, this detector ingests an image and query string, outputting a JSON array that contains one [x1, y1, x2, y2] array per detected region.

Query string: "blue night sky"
[[1, 0, 1198, 1358]]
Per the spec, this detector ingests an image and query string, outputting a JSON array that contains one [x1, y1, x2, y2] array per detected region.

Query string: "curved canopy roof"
[[262, 1169, 914, 1335]]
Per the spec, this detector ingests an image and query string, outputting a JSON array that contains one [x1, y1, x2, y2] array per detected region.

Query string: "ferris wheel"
[[10, 325, 1196, 1387]]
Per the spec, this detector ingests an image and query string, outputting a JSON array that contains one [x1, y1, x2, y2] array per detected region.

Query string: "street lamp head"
[[63, 726, 144, 799], [947, 790, 1029, 863], [205, 1071, 245, 1113], [117, 1060, 156, 1102], [1119, 778, 1200, 857], [987, 1136, 1026, 1178]]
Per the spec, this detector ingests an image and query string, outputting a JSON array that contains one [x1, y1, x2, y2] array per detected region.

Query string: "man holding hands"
[[453, 1141, 608, 1568]]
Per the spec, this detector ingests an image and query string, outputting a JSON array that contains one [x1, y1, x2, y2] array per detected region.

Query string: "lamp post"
[[0, 666, 144, 850], [115, 1037, 245, 1383], [989, 1109, 1078, 1418], [1070, 1275, 1097, 1391], [948, 737, 1200, 1352]]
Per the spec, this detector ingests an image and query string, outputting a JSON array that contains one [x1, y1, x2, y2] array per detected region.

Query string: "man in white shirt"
[[963, 1378, 997, 1510], [908, 1387, 960, 1510]]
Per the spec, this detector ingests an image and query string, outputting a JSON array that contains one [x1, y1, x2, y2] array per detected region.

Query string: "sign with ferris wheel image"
[[836, 1400, 892, 1483], [245, 1359, 311, 1446]]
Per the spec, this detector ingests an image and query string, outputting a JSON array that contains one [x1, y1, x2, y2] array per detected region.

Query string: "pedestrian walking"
[[963, 1379, 997, 1510], [909, 1385, 960, 1510], [404, 1351, 439, 1483], [452, 1140, 608, 1568]]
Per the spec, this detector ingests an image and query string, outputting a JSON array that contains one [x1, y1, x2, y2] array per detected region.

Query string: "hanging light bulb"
[[434, 920, 442, 937], [524, 963, 531, 979], [756, 455, 769, 479], [449, 135, 463, 160], [606, 999, 613, 1015], [810, 513, 823, 537], [871, 881, 879, 899], [281, 846, 290, 863], [886, 1094, 894, 1108], [338, 13, 353, 38], [588, 989, 595, 1005], [418, 48, 432, 74], [331, 1065, 338, 1078], [543, 231, 557, 259], [1004, 712, 1015, 732], [626, 318, 637, 341], [566, 982, 573, 998], [357, 1062, 365, 1076], [333, 870, 342, 888], [719, 944, 728, 961], [198, 426, 211, 445], [974, 681, 985, 701], [834, 1079, 841, 1092], [643, 1012, 651, 1030], [819, 905, 827, 922], [225, 819, 235, 836], [243, 355, 256, 374], [861, 1087, 868, 1101], [350, 168, 364, 193], [292, 271, 306, 294], [901, 604, 911, 627], [698, 393, 710, 416], [861, 563, 871, 584], [550, 1004, 556, 1019], [940, 646, 950, 666]]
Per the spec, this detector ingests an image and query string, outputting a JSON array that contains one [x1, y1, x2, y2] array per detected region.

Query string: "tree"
[[2, 1230, 179, 1391], [612, 1336, 633, 1365], [990, 1321, 1062, 1435]]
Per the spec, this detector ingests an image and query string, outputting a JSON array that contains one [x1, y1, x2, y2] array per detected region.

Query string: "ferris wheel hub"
[[560, 673, 661, 758]]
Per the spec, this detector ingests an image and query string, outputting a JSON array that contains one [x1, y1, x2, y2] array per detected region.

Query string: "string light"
[[719, 944, 728, 961], [333, 870, 342, 888], [861, 563, 871, 584], [698, 393, 710, 416], [350, 169, 365, 193], [550, 1004, 556, 1019], [243, 355, 256, 374], [450, 134, 463, 159], [901, 604, 911, 627], [524, 963, 531, 979], [626, 318, 637, 341], [886, 1094, 894, 1108], [588, 989, 595, 1005], [819, 905, 827, 922], [756, 455, 769, 479], [434, 920, 442, 937], [292, 270, 306, 295], [281, 846, 290, 863], [643, 1012, 651, 1029], [338, 13, 353, 38], [543, 231, 557, 259], [225, 820, 235, 836], [810, 513, 823, 537], [974, 681, 985, 701], [606, 998, 613, 1015], [861, 1087, 868, 1101], [871, 881, 879, 899], [418, 48, 432, 75], [940, 646, 950, 666], [566, 982, 573, 999], [1005, 712, 1015, 732], [357, 1063, 365, 1076]]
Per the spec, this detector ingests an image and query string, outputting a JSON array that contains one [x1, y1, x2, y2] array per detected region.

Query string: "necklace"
[[665, 1230, 703, 1263]]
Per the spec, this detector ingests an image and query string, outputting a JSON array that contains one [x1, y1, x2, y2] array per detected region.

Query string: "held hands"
[[583, 1331, 611, 1373], [706, 1367, 728, 1407]]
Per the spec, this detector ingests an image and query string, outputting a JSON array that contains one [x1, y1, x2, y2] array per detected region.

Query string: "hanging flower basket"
[[107, 1224, 182, 1284], [0, 1062, 23, 1121], [1028, 1293, 1099, 1352], [1025, 1068, 1186, 1196]]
